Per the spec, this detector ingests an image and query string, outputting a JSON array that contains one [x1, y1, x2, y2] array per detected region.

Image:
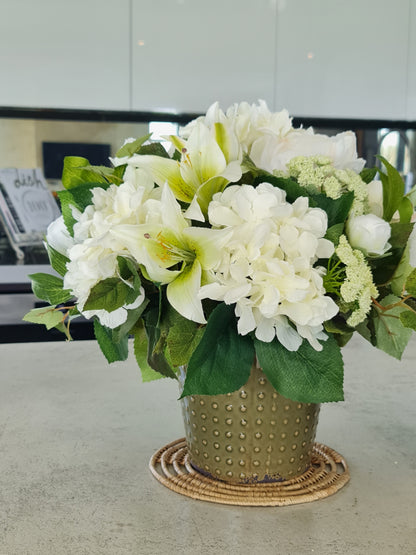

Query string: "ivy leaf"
[[45, 244, 70, 277], [254, 334, 344, 403], [181, 303, 255, 398], [400, 310, 416, 331], [166, 310, 204, 366], [29, 273, 72, 305], [23, 305, 64, 330], [62, 156, 109, 189], [405, 268, 416, 296], [93, 319, 129, 363], [373, 294, 412, 360], [83, 278, 132, 312], [115, 134, 152, 158], [377, 155, 405, 222], [138, 142, 170, 158]]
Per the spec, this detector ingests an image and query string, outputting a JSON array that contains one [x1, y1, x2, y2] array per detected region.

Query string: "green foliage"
[[377, 155, 405, 222], [180, 303, 255, 397], [360, 167, 378, 184], [115, 134, 152, 158], [398, 196, 414, 223], [324, 223, 345, 246], [45, 244, 70, 277], [254, 334, 344, 403], [400, 309, 416, 331], [373, 295, 412, 360], [141, 299, 177, 380], [405, 268, 416, 296], [62, 156, 109, 189], [133, 322, 166, 382], [93, 319, 129, 363], [23, 305, 64, 330], [138, 142, 170, 158], [83, 277, 138, 312], [166, 309, 204, 366], [29, 273, 72, 305]]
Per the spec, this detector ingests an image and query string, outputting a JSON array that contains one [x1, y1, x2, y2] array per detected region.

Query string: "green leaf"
[[373, 294, 412, 360], [83, 278, 132, 312], [111, 300, 148, 344], [46, 244, 70, 277], [406, 183, 416, 207], [166, 310, 204, 366], [310, 191, 354, 228], [142, 302, 177, 379], [398, 197, 414, 223], [254, 334, 344, 403], [399, 309, 416, 331], [377, 155, 405, 222], [360, 167, 378, 184], [405, 268, 416, 296], [62, 156, 108, 189], [325, 223, 344, 246], [93, 319, 129, 363], [133, 322, 165, 382], [29, 273, 72, 305], [138, 142, 170, 158], [181, 303, 255, 397], [23, 305, 64, 330], [115, 134, 152, 158]]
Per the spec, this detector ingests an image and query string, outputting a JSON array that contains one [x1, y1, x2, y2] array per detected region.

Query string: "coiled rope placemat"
[[149, 438, 350, 506]]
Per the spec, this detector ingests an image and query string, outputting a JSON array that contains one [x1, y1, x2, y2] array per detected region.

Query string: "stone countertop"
[[0, 335, 415, 555]]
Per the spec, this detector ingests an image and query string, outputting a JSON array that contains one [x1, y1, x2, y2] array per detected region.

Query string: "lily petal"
[[167, 259, 206, 323], [183, 227, 232, 269]]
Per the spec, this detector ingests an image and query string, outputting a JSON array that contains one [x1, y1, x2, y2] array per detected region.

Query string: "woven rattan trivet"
[[149, 438, 350, 506]]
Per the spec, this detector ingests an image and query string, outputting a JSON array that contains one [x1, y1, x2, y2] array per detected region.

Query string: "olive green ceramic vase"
[[179, 362, 320, 484]]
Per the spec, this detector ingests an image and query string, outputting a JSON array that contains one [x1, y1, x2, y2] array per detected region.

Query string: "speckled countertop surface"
[[0, 335, 415, 555]]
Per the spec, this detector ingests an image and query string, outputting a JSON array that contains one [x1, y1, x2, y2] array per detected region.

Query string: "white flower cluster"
[[47, 171, 158, 328], [181, 100, 365, 177], [199, 182, 339, 351]]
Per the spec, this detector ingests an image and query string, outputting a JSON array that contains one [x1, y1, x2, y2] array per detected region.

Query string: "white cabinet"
[[0, 0, 130, 110], [275, 0, 409, 120], [131, 0, 276, 113], [406, 1, 416, 119]]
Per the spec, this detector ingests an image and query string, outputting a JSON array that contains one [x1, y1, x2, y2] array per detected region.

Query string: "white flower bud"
[[346, 214, 391, 256]]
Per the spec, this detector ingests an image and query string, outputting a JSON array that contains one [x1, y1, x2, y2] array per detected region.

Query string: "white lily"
[[110, 185, 231, 323], [127, 121, 242, 214]]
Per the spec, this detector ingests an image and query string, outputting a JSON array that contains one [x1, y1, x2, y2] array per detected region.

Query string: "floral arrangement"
[[24, 101, 416, 403]]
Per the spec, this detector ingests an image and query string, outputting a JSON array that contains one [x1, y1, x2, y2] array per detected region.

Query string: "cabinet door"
[[131, 0, 276, 113], [406, 1, 416, 119], [275, 0, 409, 119], [0, 0, 130, 110]]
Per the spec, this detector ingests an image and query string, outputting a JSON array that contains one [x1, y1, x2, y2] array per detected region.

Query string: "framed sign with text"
[[0, 168, 61, 258]]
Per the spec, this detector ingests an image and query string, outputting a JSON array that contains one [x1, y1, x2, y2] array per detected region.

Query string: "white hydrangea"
[[199, 182, 339, 351], [62, 173, 157, 328], [250, 128, 365, 175]]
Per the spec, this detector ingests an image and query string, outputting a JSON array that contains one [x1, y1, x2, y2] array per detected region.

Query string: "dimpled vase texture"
[[179, 364, 320, 483]]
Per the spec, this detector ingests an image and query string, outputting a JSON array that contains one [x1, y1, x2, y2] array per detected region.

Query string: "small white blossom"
[[336, 235, 378, 326]]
